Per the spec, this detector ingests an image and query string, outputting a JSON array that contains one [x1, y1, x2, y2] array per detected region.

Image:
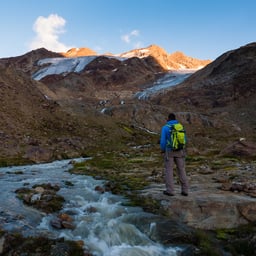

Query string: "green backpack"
[[167, 123, 186, 150]]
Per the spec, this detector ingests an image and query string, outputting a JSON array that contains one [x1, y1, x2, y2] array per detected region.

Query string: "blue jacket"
[[160, 120, 179, 152]]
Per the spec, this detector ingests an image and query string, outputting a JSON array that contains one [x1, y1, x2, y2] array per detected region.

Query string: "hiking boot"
[[163, 191, 174, 196]]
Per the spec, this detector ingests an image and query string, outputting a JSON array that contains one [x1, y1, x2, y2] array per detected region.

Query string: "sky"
[[0, 0, 255, 60]]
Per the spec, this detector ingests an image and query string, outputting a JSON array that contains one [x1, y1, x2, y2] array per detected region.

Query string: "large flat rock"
[[139, 170, 256, 230]]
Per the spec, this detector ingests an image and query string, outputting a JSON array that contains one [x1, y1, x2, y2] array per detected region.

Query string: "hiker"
[[160, 113, 189, 196]]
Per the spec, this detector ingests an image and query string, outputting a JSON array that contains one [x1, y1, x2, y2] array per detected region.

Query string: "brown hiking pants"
[[164, 149, 189, 194]]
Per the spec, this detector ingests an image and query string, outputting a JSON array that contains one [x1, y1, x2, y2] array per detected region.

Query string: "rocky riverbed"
[[68, 145, 256, 255], [0, 142, 256, 255]]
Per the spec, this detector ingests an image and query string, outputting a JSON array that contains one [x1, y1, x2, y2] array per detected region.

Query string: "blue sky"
[[0, 0, 255, 60]]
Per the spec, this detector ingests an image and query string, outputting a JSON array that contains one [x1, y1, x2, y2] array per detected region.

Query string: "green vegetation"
[[70, 150, 156, 194], [0, 157, 34, 167], [191, 224, 256, 256], [69, 124, 164, 211], [221, 224, 256, 256], [0, 232, 85, 256], [194, 230, 222, 256]]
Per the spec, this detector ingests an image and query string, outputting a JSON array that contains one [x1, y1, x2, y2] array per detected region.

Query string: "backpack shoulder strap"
[[173, 123, 184, 130]]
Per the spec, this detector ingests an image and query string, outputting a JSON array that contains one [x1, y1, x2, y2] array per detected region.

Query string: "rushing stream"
[[0, 159, 188, 256]]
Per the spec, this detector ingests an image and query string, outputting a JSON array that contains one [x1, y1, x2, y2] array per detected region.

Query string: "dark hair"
[[168, 113, 176, 120]]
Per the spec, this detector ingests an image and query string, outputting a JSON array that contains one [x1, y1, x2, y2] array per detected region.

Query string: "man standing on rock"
[[160, 113, 189, 196]]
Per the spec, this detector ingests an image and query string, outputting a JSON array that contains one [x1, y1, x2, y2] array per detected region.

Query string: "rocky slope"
[[0, 48, 62, 75], [0, 63, 77, 163], [0, 59, 135, 164]]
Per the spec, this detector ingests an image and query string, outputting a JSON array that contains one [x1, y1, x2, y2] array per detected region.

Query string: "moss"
[[70, 151, 154, 208], [185, 156, 208, 162], [194, 230, 223, 256], [216, 229, 229, 240], [127, 157, 144, 163], [193, 225, 256, 256], [222, 166, 238, 171], [0, 229, 5, 236], [69, 144, 164, 214], [0, 157, 34, 167], [40, 194, 65, 213], [0, 234, 85, 255], [226, 240, 256, 256], [221, 224, 256, 255], [122, 125, 134, 134], [126, 194, 163, 214]]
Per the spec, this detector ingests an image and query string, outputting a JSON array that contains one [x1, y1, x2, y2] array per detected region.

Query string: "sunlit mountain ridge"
[[60, 44, 211, 70]]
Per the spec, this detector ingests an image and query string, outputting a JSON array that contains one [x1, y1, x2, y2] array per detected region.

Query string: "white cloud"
[[121, 34, 130, 44], [29, 14, 73, 52], [121, 30, 144, 50], [131, 30, 139, 36], [134, 41, 143, 49], [121, 29, 140, 44]]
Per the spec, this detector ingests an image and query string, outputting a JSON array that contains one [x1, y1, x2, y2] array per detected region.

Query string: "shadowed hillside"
[[0, 62, 148, 164], [0, 43, 255, 163]]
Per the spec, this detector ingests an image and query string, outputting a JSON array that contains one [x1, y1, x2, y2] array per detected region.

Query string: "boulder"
[[140, 162, 256, 230], [220, 139, 256, 158]]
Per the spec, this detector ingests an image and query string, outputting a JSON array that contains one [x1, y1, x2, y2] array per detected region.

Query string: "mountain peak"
[[119, 44, 167, 59], [169, 51, 211, 69], [119, 44, 210, 70], [146, 44, 167, 53], [61, 47, 97, 57]]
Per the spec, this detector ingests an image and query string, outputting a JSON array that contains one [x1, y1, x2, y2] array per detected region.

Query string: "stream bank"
[[0, 158, 194, 256]]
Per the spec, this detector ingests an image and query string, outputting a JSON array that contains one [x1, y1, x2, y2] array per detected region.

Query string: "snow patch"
[[32, 55, 128, 81], [134, 70, 195, 99], [33, 56, 97, 80]]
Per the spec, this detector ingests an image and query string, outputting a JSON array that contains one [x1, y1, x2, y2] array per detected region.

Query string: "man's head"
[[168, 113, 176, 121]]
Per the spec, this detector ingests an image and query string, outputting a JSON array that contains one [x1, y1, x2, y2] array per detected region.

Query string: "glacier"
[[32, 55, 195, 98], [32, 56, 98, 80]]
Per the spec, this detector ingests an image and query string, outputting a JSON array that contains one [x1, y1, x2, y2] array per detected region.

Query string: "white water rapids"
[[0, 159, 187, 256]]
